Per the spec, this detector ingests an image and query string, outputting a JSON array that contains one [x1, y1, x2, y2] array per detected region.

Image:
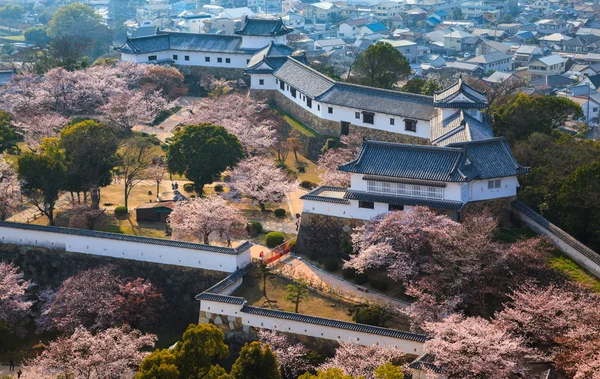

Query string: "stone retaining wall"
[[200, 310, 247, 333]]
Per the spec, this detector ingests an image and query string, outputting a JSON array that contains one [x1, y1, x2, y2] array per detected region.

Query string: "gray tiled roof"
[[246, 42, 295, 73], [115, 32, 247, 54], [344, 190, 464, 211], [317, 83, 436, 120], [300, 186, 350, 204], [203, 268, 247, 294], [273, 58, 336, 98], [0, 70, 16, 85], [0, 221, 252, 255], [241, 305, 429, 342], [340, 138, 528, 182], [235, 16, 292, 36], [433, 77, 488, 108], [196, 293, 246, 304], [409, 353, 442, 373], [431, 110, 494, 146]]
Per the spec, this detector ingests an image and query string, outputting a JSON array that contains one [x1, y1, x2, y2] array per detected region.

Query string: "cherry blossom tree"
[[318, 135, 363, 187], [57, 204, 105, 230], [257, 329, 314, 379], [100, 90, 169, 132], [0, 262, 33, 336], [41, 265, 163, 332], [554, 325, 600, 379], [24, 326, 156, 379], [186, 93, 276, 153], [113, 278, 164, 329], [345, 208, 555, 325], [12, 112, 68, 150], [231, 156, 298, 211], [319, 341, 405, 379], [423, 314, 539, 379], [146, 157, 167, 199], [0, 159, 21, 220], [168, 196, 246, 245]]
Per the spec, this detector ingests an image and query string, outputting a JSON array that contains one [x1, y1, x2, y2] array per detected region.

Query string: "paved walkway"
[[0, 365, 22, 377], [272, 254, 410, 310]]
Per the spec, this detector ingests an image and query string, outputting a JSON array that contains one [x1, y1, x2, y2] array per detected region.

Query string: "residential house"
[[372, 1, 403, 18], [379, 38, 418, 62], [177, 12, 212, 33], [579, 74, 600, 90], [513, 44, 544, 67], [575, 4, 600, 18], [539, 33, 572, 46], [529, 75, 577, 94], [282, 14, 305, 29], [385, 15, 406, 30], [483, 71, 520, 84], [575, 28, 600, 37], [0, 70, 16, 86], [471, 28, 508, 41], [446, 61, 486, 76], [303, 2, 341, 23], [358, 22, 389, 38], [528, 54, 566, 79], [536, 19, 567, 35], [497, 23, 522, 34], [476, 39, 511, 55], [566, 63, 599, 77], [563, 34, 600, 53], [338, 18, 370, 39], [467, 51, 513, 72], [314, 38, 346, 51], [444, 30, 479, 52]]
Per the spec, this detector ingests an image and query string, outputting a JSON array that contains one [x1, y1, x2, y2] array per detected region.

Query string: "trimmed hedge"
[[265, 232, 285, 248], [114, 206, 128, 216], [288, 238, 296, 252], [246, 221, 263, 236], [301, 180, 312, 189], [354, 273, 369, 285], [353, 306, 384, 327], [342, 267, 356, 279], [214, 184, 224, 192], [324, 258, 339, 272], [274, 208, 286, 217], [183, 183, 195, 193]]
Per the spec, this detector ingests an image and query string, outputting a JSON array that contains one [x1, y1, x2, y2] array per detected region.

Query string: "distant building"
[[528, 54, 566, 79], [467, 51, 513, 72]]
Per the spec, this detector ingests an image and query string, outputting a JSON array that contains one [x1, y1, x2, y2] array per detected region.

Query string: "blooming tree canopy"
[[318, 134, 363, 187], [423, 314, 539, 379], [319, 341, 405, 379], [231, 156, 297, 211], [0, 262, 33, 336], [257, 329, 314, 379], [0, 159, 21, 220], [24, 326, 156, 379], [168, 196, 246, 245], [186, 93, 276, 153]]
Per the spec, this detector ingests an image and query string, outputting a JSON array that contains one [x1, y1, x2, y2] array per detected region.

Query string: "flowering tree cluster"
[[257, 329, 314, 379], [0, 262, 33, 336], [318, 134, 363, 187], [186, 93, 277, 153], [168, 196, 246, 245], [0, 62, 172, 146], [345, 208, 555, 327], [0, 158, 21, 220], [39, 265, 163, 333], [23, 326, 156, 379], [423, 314, 538, 379], [319, 341, 405, 379], [231, 156, 298, 211]]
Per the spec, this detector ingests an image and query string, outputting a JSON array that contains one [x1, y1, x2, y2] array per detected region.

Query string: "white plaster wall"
[[445, 183, 463, 201], [320, 103, 431, 140], [242, 310, 424, 355], [240, 35, 286, 49], [250, 74, 278, 90], [302, 199, 390, 221], [200, 301, 244, 318], [469, 176, 518, 201], [0, 226, 250, 273], [122, 51, 252, 68], [275, 81, 324, 118], [351, 176, 463, 202]]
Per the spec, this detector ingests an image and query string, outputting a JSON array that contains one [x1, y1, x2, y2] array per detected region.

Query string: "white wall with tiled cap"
[[0, 223, 251, 273]]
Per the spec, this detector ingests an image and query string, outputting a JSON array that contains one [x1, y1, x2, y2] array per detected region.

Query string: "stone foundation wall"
[[461, 197, 516, 224], [199, 310, 247, 333], [296, 213, 364, 258], [349, 124, 430, 145], [181, 66, 249, 96]]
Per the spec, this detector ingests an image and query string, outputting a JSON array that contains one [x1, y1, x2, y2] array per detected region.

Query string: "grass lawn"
[[234, 275, 354, 321], [283, 151, 321, 185], [494, 224, 538, 243], [274, 108, 319, 137], [548, 250, 600, 293]]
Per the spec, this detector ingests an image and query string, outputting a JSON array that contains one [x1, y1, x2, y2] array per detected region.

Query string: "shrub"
[[353, 305, 384, 326], [223, 175, 231, 182], [246, 221, 263, 236], [147, 190, 152, 195], [103, 203, 113, 206], [286, 168, 297, 178], [214, 184, 224, 192], [324, 258, 339, 272], [265, 232, 285, 248], [183, 183, 195, 193], [274, 208, 286, 217], [354, 273, 369, 285], [287, 238, 296, 252], [275, 162, 287, 169], [301, 180, 312, 189], [310, 182, 318, 189], [340, 239, 354, 256], [370, 280, 389, 292], [342, 267, 356, 279], [114, 206, 128, 216], [297, 166, 306, 173]]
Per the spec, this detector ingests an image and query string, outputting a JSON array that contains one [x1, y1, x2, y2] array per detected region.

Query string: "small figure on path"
[[226, 232, 232, 247], [17, 369, 22, 378], [9, 358, 14, 371]]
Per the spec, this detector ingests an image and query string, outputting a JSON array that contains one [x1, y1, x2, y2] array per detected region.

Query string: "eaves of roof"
[[344, 190, 465, 211]]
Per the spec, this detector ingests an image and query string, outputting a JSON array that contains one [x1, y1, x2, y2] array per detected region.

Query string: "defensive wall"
[[196, 269, 427, 356], [0, 221, 252, 273], [510, 201, 600, 279]]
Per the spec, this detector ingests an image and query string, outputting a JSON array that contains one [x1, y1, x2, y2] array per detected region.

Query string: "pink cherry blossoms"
[[257, 329, 314, 379], [168, 196, 246, 245], [318, 134, 363, 187], [318, 341, 405, 379], [0, 262, 33, 336]]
